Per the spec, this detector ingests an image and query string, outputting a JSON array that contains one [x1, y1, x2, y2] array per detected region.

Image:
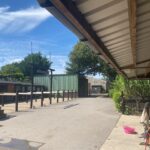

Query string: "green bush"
[[109, 75, 150, 112], [112, 91, 121, 110], [109, 75, 125, 111]]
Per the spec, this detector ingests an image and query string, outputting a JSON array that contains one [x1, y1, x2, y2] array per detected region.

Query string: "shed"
[[34, 74, 88, 97]]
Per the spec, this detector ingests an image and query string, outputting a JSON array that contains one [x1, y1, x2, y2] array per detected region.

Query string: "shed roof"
[[38, 0, 150, 79]]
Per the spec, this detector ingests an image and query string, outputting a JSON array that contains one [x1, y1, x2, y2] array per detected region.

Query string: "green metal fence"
[[34, 74, 78, 91]]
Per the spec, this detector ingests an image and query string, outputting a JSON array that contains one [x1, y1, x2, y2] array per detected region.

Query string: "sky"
[[0, 0, 78, 74]]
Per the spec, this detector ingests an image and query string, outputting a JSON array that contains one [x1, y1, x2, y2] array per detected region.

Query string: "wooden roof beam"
[[122, 66, 150, 69], [128, 0, 137, 74], [137, 59, 150, 65], [129, 73, 150, 79], [50, 0, 126, 77], [121, 58, 150, 69]]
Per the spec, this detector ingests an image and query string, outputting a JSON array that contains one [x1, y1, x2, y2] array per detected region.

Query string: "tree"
[[0, 52, 51, 80], [0, 63, 21, 75], [0, 63, 24, 81], [66, 42, 117, 81], [19, 52, 51, 76]]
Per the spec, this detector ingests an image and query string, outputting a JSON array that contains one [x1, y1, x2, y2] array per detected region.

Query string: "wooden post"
[[25, 94, 28, 103], [63, 90, 65, 102], [30, 91, 33, 109], [68, 90, 69, 101], [57, 90, 59, 103], [75, 90, 76, 99], [120, 91, 125, 114], [41, 90, 44, 107], [1, 96, 4, 106], [50, 91, 52, 104], [75, 91, 77, 98], [15, 91, 19, 112], [71, 90, 73, 99], [35, 90, 37, 102], [75, 90, 77, 98]]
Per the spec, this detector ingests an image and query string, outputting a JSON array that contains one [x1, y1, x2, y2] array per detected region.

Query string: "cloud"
[[0, 54, 68, 74], [0, 56, 23, 68], [51, 55, 68, 74], [0, 6, 52, 33]]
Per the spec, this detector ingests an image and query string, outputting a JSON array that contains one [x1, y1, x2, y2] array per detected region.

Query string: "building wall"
[[87, 77, 107, 94], [0, 81, 44, 93]]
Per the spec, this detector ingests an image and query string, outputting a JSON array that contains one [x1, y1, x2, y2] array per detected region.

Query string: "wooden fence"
[[0, 90, 78, 112], [120, 97, 150, 114]]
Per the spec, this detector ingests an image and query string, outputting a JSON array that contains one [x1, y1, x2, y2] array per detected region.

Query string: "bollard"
[[15, 91, 19, 112], [41, 90, 44, 107], [63, 90, 65, 102], [57, 90, 59, 103]]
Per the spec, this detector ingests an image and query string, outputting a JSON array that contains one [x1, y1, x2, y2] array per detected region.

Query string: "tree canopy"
[[0, 52, 51, 81], [0, 63, 22, 75], [19, 52, 51, 76], [66, 42, 117, 81]]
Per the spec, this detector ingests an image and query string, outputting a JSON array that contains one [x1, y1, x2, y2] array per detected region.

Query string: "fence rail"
[[0, 90, 78, 112], [120, 97, 150, 114]]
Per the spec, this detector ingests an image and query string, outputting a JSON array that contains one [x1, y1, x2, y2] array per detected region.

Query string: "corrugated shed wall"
[[34, 74, 78, 91], [34, 76, 50, 90]]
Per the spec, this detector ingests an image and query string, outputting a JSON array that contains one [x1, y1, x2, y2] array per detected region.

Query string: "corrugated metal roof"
[[38, 0, 150, 79], [76, 0, 133, 76]]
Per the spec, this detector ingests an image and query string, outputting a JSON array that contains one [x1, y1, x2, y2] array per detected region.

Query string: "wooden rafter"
[[122, 66, 150, 69], [128, 0, 137, 73], [121, 58, 150, 69], [50, 0, 126, 77], [137, 59, 150, 65], [129, 72, 150, 79]]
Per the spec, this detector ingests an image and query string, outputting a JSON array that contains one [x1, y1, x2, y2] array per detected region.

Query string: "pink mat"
[[123, 126, 136, 134]]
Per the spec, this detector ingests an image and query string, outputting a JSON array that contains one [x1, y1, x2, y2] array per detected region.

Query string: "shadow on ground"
[[0, 137, 44, 150], [87, 93, 109, 98], [0, 115, 16, 121]]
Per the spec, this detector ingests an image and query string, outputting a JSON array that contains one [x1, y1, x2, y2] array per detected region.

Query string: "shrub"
[[109, 75, 150, 112]]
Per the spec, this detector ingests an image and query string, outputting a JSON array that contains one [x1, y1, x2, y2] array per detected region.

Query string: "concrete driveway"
[[0, 97, 120, 150]]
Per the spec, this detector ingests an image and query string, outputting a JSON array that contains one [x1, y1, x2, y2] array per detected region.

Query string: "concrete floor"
[[101, 115, 145, 150], [0, 97, 120, 150]]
